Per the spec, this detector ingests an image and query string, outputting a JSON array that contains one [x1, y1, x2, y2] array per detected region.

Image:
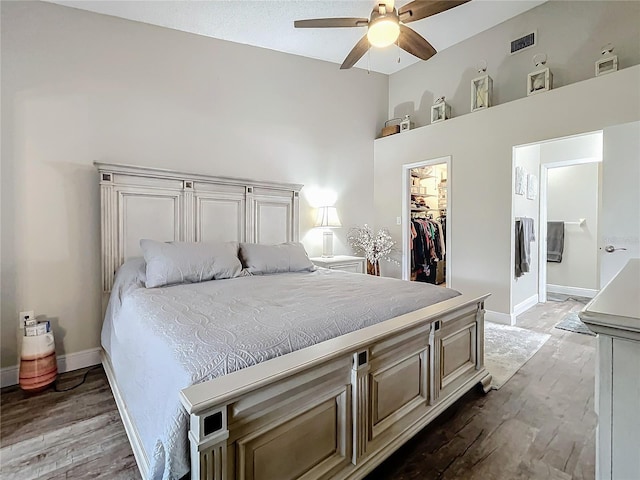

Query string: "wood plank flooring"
[[1, 297, 595, 480]]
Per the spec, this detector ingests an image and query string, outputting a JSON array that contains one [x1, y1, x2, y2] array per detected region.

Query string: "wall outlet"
[[19, 310, 35, 328], [396, 216, 402, 225]]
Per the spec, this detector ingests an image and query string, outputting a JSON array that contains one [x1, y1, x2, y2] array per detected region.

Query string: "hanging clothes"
[[411, 216, 446, 284]]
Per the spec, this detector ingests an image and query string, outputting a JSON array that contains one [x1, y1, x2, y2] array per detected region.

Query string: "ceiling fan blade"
[[294, 18, 368, 28], [398, 25, 437, 60], [399, 0, 470, 24], [340, 35, 370, 70]]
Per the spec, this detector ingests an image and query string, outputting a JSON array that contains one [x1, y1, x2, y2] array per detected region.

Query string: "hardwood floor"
[[1, 297, 595, 480], [368, 295, 596, 480], [0, 368, 138, 479]]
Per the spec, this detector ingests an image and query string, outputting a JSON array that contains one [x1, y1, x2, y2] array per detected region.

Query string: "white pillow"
[[140, 239, 242, 288], [239, 242, 315, 275]]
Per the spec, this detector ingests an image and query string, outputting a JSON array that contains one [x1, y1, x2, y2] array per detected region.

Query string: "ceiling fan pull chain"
[[368, 48, 371, 74]]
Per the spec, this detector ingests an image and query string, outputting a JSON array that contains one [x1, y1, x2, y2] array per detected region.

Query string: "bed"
[[96, 163, 491, 480]]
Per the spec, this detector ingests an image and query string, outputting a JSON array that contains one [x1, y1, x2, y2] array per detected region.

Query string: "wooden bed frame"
[[96, 162, 491, 480]]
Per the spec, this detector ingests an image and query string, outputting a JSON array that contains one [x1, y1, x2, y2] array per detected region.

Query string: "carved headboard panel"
[[96, 163, 302, 292]]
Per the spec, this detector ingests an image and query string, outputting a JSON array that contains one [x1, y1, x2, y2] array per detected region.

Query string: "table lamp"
[[315, 206, 341, 257]]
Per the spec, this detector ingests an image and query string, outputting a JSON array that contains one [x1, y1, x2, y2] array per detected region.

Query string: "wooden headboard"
[[96, 162, 303, 292]]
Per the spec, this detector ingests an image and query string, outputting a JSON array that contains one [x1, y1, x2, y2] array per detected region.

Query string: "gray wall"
[[0, 2, 388, 369], [547, 163, 600, 290], [389, 1, 640, 128], [374, 66, 640, 321], [377, 0, 640, 321], [513, 144, 540, 309]]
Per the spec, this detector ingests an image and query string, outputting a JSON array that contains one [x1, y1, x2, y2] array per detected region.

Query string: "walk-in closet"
[[409, 162, 448, 285]]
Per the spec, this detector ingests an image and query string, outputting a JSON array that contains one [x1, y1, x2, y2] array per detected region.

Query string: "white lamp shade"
[[314, 206, 342, 228], [367, 16, 400, 48]]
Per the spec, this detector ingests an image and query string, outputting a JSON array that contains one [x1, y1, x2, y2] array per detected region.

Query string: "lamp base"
[[321, 230, 334, 258]]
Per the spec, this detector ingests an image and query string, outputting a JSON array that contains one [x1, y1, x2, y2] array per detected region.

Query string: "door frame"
[[538, 156, 602, 303], [401, 156, 452, 283]]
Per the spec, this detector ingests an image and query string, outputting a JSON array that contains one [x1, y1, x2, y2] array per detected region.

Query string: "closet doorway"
[[402, 156, 451, 286]]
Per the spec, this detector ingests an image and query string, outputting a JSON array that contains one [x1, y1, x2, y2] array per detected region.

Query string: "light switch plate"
[[19, 310, 35, 328]]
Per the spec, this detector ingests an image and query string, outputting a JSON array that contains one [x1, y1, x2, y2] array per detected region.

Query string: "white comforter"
[[102, 261, 460, 480]]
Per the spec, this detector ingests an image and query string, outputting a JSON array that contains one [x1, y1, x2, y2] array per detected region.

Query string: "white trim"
[[547, 284, 598, 299], [514, 294, 540, 316], [57, 347, 102, 373], [485, 310, 516, 326], [0, 365, 18, 388], [94, 161, 303, 192], [538, 163, 548, 303], [401, 156, 452, 283], [0, 347, 102, 388]]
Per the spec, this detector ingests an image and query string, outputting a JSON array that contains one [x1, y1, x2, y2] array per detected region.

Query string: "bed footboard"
[[181, 294, 491, 480]]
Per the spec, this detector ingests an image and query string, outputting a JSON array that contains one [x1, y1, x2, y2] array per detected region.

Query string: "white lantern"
[[400, 115, 412, 132], [527, 68, 553, 95], [527, 54, 552, 96], [431, 97, 451, 123], [596, 44, 618, 77], [471, 74, 492, 112]]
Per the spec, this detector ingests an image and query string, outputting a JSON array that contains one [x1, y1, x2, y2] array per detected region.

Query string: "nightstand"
[[310, 255, 366, 274]]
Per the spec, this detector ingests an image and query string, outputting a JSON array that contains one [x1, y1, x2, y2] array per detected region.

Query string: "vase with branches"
[[347, 224, 397, 276]]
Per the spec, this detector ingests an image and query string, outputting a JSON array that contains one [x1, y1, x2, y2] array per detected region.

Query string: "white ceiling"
[[48, 0, 546, 75]]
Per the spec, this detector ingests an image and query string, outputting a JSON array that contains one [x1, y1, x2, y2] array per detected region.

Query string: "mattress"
[[102, 260, 460, 480]]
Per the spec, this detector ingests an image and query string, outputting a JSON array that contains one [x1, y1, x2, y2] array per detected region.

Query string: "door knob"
[[604, 245, 627, 253]]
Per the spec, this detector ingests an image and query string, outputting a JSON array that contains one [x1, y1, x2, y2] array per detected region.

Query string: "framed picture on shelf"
[[527, 173, 538, 200], [515, 166, 526, 195]]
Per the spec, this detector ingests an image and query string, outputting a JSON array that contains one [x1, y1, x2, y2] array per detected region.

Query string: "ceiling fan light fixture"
[[367, 15, 400, 48]]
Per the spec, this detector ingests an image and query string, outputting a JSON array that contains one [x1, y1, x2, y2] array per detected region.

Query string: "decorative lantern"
[[595, 44, 618, 77], [527, 54, 553, 96], [471, 62, 492, 112], [431, 97, 451, 123], [400, 115, 412, 132]]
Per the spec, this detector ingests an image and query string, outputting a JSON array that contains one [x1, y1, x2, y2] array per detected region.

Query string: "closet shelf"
[[411, 173, 436, 179], [411, 189, 436, 197]]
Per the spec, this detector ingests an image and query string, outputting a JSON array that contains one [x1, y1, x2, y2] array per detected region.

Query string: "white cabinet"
[[310, 255, 365, 274], [580, 258, 640, 480]]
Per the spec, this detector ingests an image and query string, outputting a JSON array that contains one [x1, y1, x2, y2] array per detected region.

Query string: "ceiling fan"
[[294, 0, 470, 69]]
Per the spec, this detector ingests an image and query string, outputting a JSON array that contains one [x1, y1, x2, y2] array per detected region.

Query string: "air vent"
[[510, 31, 536, 54]]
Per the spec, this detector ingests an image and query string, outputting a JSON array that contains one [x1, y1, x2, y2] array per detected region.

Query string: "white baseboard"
[[0, 347, 102, 388], [514, 294, 540, 317], [547, 284, 598, 299], [0, 366, 19, 388], [486, 310, 516, 326]]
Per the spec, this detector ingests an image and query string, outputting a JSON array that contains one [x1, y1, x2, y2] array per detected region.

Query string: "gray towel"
[[515, 218, 536, 277], [547, 221, 565, 263]]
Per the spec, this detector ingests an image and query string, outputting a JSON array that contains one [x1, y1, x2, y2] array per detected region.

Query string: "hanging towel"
[[547, 221, 565, 263], [515, 217, 536, 277]]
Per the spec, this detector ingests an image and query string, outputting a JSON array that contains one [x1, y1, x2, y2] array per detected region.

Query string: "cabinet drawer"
[[329, 262, 363, 274]]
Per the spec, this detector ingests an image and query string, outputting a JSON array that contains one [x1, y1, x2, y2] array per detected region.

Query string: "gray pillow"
[[239, 242, 315, 275], [140, 239, 242, 288]]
